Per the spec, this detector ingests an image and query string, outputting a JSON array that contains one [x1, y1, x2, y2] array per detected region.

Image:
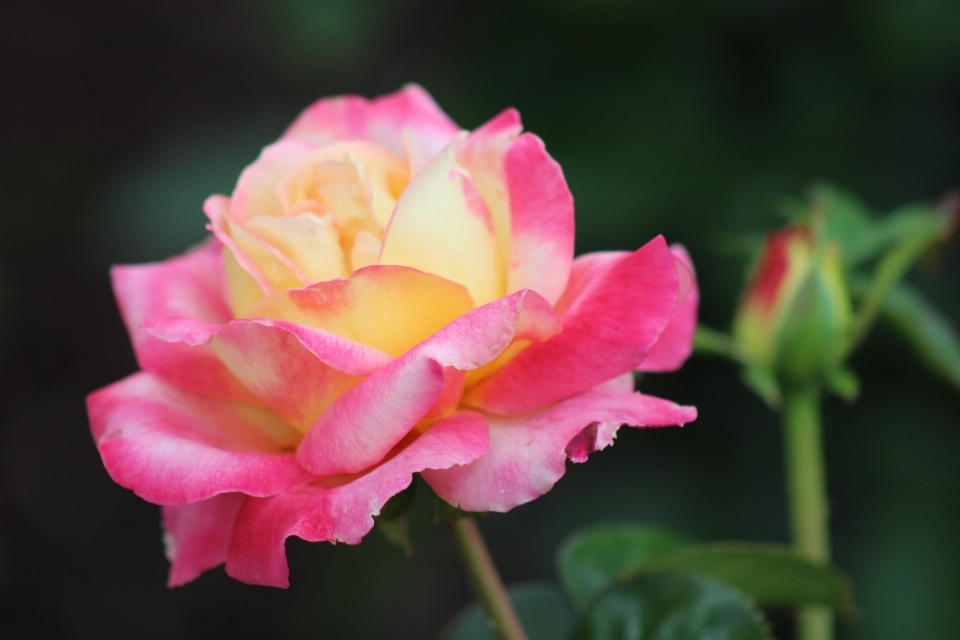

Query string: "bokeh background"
[[2, 1, 958, 638]]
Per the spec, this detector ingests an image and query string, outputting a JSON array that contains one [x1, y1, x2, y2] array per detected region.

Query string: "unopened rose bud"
[[733, 225, 852, 384]]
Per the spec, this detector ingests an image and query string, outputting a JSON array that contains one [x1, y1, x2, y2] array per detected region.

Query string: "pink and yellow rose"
[[87, 85, 698, 588]]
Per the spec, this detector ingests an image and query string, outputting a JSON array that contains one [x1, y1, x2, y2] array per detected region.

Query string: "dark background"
[[2, 1, 958, 638]]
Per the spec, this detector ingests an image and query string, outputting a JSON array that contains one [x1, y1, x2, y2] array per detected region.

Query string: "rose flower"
[[87, 86, 698, 588]]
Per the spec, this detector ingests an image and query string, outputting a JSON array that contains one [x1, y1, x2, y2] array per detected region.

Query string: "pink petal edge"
[[423, 379, 696, 513], [225, 411, 489, 587]]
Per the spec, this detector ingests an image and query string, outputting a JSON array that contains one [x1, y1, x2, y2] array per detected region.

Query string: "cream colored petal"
[[223, 245, 267, 317], [226, 218, 305, 292], [243, 213, 348, 285], [379, 144, 504, 306], [350, 230, 381, 272]]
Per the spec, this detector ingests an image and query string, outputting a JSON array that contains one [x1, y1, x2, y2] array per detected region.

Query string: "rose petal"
[[282, 84, 461, 161], [162, 492, 246, 587], [111, 241, 258, 404], [229, 139, 317, 223], [465, 236, 680, 414], [225, 411, 489, 587], [144, 313, 394, 433], [244, 265, 475, 358], [454, 111, 574, 306], [639, 244, 699, 372], [87, 372, 313, 505], [379, 143, 504, 306], [296, 289, 561, 476], [503, 133, 575, 304], [423, 382, 696, 512]]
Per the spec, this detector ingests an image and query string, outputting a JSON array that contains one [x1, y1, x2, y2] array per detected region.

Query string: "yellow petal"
[[223, 245, 266, 317], [379, 144, 504, 306], [245, 265, 474, 357]]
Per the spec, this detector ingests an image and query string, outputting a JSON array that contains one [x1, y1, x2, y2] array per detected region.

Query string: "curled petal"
[[639, 244, 699, 372], [88, 373, 313, 505], [423, 381, 696, 513], [296, 289, 561, 476], [111, 240, 258, 404], [379, 143, 504, 306], [282, 84, 461, 161], [455, 112, 574, 306], [225, 411, 489, 587], [466, 236, 680, 414], [163, 492, 246, 587], [144, 314, 393, 433]]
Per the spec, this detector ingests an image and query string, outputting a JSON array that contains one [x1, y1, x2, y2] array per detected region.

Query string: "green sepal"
[[377, 517, 413, 557], [741, 365, 782, 409], [373, 481, 417, 556], [825, 367, 860, 402], [441, 582, 577, 640]]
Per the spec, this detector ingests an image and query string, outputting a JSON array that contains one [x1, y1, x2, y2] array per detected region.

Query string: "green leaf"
[[632, 544, 854, 614], [578, 573, 771, 640], [881, 283, 960, 391], [558, 524, 692, 608], [846, 212, 948, 354], [441, 582, 577, 640]]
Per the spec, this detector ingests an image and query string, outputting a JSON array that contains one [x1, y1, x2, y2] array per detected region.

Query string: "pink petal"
[[163, 492, 246, 587], [144, 314, 393, 433], [111, 241, 258, 404], [282, 84, 461, 161], [296, 289, 561, 476], [465, 236, 680, 415], [225, 411, 489, 587], [454, 111, 574, 306], [87, 372, 314, 505], [423, 383, 696, 513], [503, 133, 575, 304], [639, 244, 700, 372]]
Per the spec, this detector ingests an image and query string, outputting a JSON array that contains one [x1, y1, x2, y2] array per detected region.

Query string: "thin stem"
[[449, 517, 528, 640], [782, 385, 832, 640]]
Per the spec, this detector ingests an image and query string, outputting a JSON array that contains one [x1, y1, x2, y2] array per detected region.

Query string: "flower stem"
[[782, 384, 833, 640], [448, 517, 528, 640]]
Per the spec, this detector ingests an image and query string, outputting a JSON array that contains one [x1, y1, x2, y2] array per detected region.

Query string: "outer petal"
[[379, 143, 504, 306], [296, 289, 561, 476], [162, 492, 246, 587], [639, 244, 699, 372], [282, 84, 461, 161], [423, 382, 697, 513], [144, 314, 394, 434], [225, 411, 489, 587], [87, 373, 313, 505], [455, 111, 574, 306], [111, 241, 258, 404], [465, 236, 680, 415]]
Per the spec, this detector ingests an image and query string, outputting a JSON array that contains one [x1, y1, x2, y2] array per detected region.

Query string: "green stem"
[[782, 385, 833, 640], [449, 517, 528, 640]]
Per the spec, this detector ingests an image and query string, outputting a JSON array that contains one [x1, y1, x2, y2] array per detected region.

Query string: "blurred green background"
[[1, 1, 957, 638]]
